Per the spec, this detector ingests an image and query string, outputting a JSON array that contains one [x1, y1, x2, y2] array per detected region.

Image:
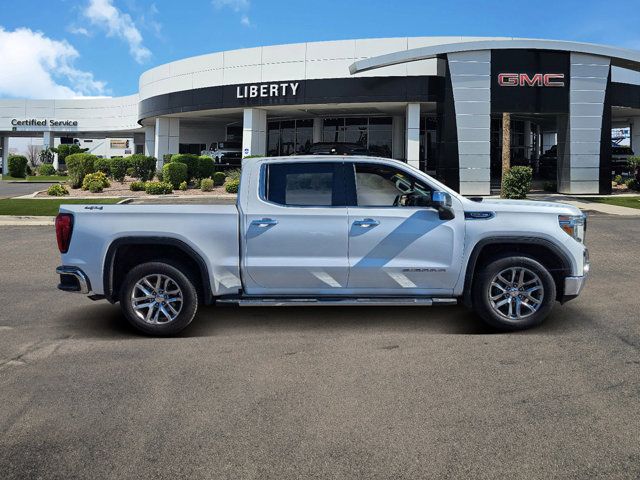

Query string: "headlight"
[[558, 214, 587, 243]]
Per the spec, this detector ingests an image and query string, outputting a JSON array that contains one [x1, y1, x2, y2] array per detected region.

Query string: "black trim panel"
[[138, 76, 444, 121], [610, 81, 640, 109], [103, 237, 213, 304]]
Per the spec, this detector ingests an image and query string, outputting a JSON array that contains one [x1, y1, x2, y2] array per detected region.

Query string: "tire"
[[472, 255, 556, 331], [120, 261, 198, 336]]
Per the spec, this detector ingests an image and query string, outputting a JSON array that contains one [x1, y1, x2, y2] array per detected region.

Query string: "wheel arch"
[[103, 236, 213, 305], [462, 236, 573, 307]]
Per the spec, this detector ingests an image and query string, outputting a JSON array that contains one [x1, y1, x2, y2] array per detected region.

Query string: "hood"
[[464, 198, 582, 216]]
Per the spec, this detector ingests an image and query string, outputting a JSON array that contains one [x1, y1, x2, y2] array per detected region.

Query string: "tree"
[[26, 144, 42, 167], [53, 144, 89, 166], [500, 112, 511, 198]]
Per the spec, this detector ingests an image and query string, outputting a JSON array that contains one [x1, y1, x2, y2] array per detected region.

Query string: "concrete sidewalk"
[[528, 193, 640, 216]]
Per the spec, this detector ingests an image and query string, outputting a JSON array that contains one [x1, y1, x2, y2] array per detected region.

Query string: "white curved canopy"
[[350, 38, 640, 75]]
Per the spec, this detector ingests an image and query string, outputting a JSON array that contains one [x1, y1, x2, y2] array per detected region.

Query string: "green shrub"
[[179, 180, 188, 191], [94, 158, 111, 176], [213, 171, 226, 186], [144, 181, 173, 195], [163, 153, 174, 164], [129, 154, 156, 181], [627, 156, 640, 175], [169, 154, 199, 180], [86, 179, 105, 193], [225, 169, 241, 182], [65, 153, 96, 188], [613, 174, 623, 185], [130, 180, 146, 191], [82, 171, 110, 191], [198, 156, 215, 179], [7, 155, 28, 178], [624, 178, 639, 190], [543, 181, 557, 192], [201, 178, 214, 192], [162, 162, 188, 189], [126, 167, 135, 176], [501, 166, 533, 199], [47, 184, 68, 196], [225, 178, 240, 194], [38, 164, 56, 176], [54, 144, 88, 167], [26, 165, 34, 176], [156, 170, 163, 182], [110, 157, 128, 182]]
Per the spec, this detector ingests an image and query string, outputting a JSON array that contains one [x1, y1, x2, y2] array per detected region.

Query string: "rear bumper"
[[56, 266, 91, 294]]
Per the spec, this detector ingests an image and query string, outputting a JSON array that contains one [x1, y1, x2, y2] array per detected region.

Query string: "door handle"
[[251, 218, 278, 228], [353, 218, 379, 228]]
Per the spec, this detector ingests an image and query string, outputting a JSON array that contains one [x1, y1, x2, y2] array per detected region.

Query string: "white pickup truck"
[[55, 156, 588, 335]]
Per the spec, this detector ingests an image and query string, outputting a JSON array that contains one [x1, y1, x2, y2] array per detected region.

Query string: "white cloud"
[[68, 25, 90, 36], [213, 0, 252, 27], [0, 27, 108, 99], [83, 0, 151, 63]]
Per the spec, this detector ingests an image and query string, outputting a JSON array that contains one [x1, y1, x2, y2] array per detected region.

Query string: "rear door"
[[346, 162, 464, 295], [242, 161, 350, 295]]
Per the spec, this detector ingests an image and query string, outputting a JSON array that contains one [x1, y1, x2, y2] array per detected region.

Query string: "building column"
[[630, 117, 640, 156], [1, 137, 9, 176], [406, 103, 420, 169], [392, 115, 405, 160], [242, 108, 267, 157], [312, 118, 323, 144], [154, 118, 180, 168], [144, 126, 155, 157]]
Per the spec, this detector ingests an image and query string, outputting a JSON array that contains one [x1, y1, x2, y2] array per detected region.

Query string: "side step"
[[217, 297, 457, 307]]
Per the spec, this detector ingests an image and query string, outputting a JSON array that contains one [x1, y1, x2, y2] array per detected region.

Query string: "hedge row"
[[65, 154, 158, 188]]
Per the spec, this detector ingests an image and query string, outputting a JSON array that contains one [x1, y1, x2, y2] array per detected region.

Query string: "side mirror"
[[431, 191, 455, 220]]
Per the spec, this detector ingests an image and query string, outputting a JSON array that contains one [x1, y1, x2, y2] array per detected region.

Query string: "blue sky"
[[0, 0, 639, 98]]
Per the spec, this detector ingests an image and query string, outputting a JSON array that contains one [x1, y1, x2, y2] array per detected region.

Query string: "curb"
[[0, 216, 55, 226]]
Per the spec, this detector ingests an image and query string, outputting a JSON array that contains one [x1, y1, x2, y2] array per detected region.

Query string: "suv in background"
[[201, 141, 242, 165]]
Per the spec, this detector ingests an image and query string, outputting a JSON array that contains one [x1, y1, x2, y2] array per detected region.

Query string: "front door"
[[242, 161, 350, 295], [346, 162, 464, 295]]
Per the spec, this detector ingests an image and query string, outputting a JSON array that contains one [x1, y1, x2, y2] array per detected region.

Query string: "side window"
[[354, 163, 433, 207], [265, 162, 342, 207]]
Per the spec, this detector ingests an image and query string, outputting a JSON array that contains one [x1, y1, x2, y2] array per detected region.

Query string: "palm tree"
[[500, 112, 511, 197]]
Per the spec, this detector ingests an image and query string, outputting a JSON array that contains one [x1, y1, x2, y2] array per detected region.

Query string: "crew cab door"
[[242, 161, 350, 295], [346, 162, 464, 295]]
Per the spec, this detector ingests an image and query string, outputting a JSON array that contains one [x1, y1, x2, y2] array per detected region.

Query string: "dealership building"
[[2, 36, 640, 195]]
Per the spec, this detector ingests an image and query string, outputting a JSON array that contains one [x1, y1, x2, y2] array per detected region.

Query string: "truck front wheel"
[[120, 261, 198, 336], [472, 255, 556, 331]]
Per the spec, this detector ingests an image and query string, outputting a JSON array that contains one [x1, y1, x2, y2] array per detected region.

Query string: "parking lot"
[[1, 214, 639, 479]]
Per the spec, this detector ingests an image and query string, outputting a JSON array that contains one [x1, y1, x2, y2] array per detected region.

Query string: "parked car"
[[302, 142, 370, 156], [55, 155, 588, 335], [201, 141, 242, 165]]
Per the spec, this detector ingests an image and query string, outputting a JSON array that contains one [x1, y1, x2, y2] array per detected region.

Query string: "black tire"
[[120, 261, 198, 336], [472, 255, 556, 331]]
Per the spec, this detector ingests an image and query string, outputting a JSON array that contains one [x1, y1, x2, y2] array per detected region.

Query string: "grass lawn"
[[589, 196, 640, 210], [0, 198, 121, 216], [1, 175, 68, 182]]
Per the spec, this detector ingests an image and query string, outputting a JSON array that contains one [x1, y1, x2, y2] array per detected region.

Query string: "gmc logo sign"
[[498, 73, 565, 87]]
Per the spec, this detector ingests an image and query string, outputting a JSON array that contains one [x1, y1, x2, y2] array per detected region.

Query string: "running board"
[[218, 297, 457, 307]]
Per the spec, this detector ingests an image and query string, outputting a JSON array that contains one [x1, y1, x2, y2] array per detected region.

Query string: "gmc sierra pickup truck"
[[55, 156, 588, 335]]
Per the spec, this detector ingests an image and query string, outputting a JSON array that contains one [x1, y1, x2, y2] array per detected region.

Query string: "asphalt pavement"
[[0, 215, 639, 479], [0, 181, 53, 199]]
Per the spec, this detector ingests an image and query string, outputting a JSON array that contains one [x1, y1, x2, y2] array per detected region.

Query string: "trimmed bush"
[[501, 166, 533, 199], [47, 184, 69, 196], [613, 174, 623, 185], [156, 170, 163, 182], [624, 178, 639, 190], [201, 178, 214, 192], [94, 158, 111, 176], [162, 162, 188, 189], [225, 178, 240, 194], [110, 157, 128, 182], [130, 180, 146, 191], [7, 155, 28, 178], [162, 153, 174, 164], [86, 179, 105, 193], [213, 171, 226, 186], [129, 154, 157, 181], [226, 169, 241, 182], [82, 171, 110, 191], [170, 154, 199, 180], [145, 181, 173, 195], [66, 153, 96, 188], [38, 163, 56, 176], [198, 156, 215, 179], [179, 180, 188, 191]]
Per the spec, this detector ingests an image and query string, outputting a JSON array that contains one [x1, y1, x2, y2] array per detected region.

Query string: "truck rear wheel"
[[120, 261, 198, 336], [472, 255, 556, 331]]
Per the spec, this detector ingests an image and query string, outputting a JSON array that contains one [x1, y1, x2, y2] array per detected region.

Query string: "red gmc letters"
[[498, 73, 565, 87]]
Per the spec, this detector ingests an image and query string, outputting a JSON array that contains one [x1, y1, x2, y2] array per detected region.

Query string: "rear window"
[[265, 163, 341, 207]]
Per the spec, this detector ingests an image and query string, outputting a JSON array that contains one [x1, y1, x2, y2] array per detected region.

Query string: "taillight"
[[55, 213, 74, 253]]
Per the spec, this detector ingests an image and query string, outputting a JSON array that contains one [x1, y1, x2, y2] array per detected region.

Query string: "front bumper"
[[560, 249, 589, 303], [56, 266, 91, 294]]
